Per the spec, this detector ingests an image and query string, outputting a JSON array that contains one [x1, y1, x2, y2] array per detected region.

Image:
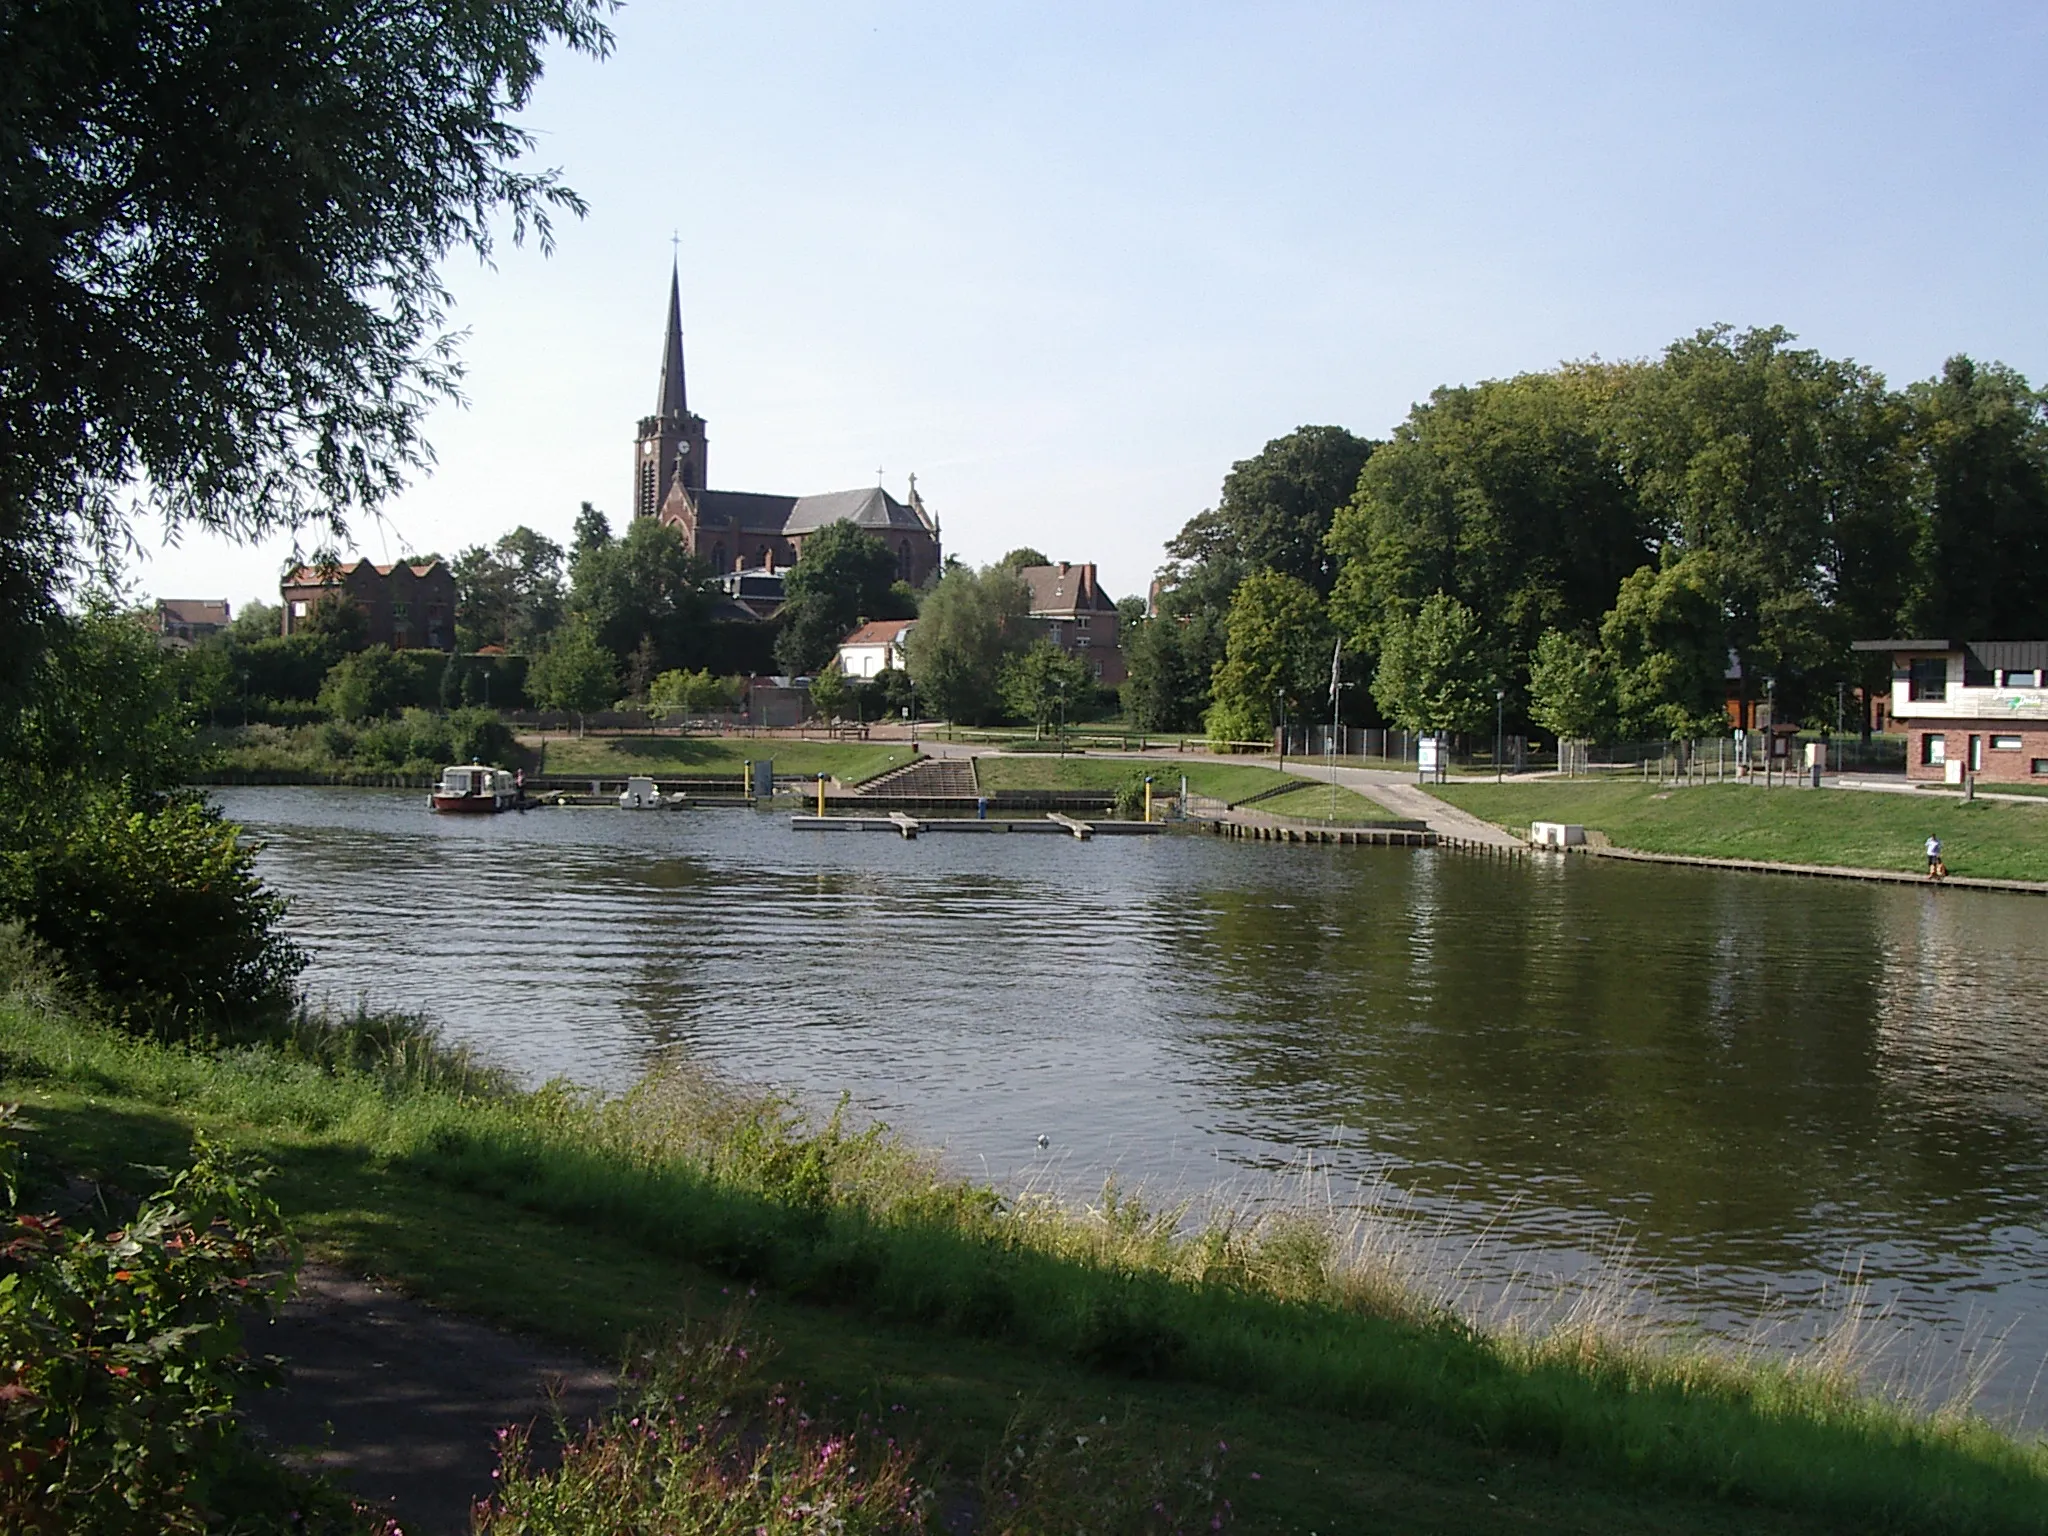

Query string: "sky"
[[131, 0, 2048, 614]]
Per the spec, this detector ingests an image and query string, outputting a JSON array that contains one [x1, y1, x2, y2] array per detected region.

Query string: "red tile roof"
[[840, 619, 916, 647]]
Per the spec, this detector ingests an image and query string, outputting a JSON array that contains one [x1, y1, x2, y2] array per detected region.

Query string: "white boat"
[[430, 762, 518, 814], [619, 775, 665, 808]]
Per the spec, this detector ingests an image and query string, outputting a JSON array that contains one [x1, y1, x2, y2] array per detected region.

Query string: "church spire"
[[655, 262, 687, 418]]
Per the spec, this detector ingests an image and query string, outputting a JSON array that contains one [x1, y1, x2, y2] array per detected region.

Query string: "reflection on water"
[[214, 787, 2048, 1421]]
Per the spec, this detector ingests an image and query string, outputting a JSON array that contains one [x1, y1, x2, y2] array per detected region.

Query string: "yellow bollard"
[[816, 773, 826, 816], [1143, 775, 1153, 822]]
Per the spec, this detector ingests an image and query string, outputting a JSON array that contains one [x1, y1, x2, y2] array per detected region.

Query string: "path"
[[1274, 761, 1524, 847], [244, 1264, 614, 1536]]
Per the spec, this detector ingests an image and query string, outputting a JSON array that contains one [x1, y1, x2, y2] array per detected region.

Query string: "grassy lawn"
[[533, 734, 914, 784], [972, 755, 1299, 802], [1249, 780, 1397, 824], [1431, 781, 2048, 882], [12, 1001, 2040, 1534]]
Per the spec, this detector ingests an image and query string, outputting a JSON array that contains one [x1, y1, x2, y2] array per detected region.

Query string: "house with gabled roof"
[[280, 558, 456, 650], [631, 266, 943, 585], [1017, 561, 1125, 687], [837, 619, 916, 678]]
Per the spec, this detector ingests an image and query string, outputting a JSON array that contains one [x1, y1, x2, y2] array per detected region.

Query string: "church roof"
[[655, 263, 688, 418], [684, 485, 936, 538]]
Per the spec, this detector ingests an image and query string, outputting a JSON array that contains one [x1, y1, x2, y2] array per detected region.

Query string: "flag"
[[1329, 637, 1343, 706]]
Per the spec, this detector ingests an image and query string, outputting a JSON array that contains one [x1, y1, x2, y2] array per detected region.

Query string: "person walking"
[[1926, 833, 1946, 881]]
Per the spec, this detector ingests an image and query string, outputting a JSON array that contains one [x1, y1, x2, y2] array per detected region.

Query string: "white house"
[[837, 619, 915, 679]]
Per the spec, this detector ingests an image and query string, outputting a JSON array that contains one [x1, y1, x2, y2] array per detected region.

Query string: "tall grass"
[[4, 992, 2046, 1534]]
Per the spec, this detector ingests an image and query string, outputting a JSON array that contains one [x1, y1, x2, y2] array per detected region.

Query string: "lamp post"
[[907, 676, 917, 746], [1495, 689, 1505, 783], [1276, 689, 1286, 765], [1056, 679, 1068, 757]]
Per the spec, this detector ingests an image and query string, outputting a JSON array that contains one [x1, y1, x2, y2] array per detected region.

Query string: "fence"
[[1275, 727, 1534, 772]]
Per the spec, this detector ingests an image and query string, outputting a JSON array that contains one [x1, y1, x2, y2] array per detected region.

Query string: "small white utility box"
[[619, 775, 662, 808], [1529, 821, 1586, 848], [1804, 742, 1827, 771], [1944, 759, 1965, 785]]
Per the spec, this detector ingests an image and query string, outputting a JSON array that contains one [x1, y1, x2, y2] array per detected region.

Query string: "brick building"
[[1854, 638, 2048, 782], [280, 559, 456, 650], [1018, 561, 1125, 687], [633, 266, 942, 585], [149, 599, 230, 646]]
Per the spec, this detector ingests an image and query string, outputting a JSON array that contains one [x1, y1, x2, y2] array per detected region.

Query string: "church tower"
[[632, 265, 709, 518]]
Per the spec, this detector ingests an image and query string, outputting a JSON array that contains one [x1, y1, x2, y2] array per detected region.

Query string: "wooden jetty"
[[790, 815, 1162, 838]]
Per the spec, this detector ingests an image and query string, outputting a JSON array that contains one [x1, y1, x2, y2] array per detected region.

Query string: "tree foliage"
[[1204, 571, 1333, 745], [1214, 426, 1375, 593], [1526, 629, 1612, 743], [1370, 592, 1498, 736], [999, 641, 1091, 734], [569, 517, 708, 670], [1599, 553, 1730, 740], [454, 526, 567, 651], [773, 520, 911, 676], [0, 0, 617, 703], [527, 621, 617, 724], [902, 565, 1032, 725]]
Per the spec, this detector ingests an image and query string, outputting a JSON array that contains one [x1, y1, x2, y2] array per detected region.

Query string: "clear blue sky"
[[135, 0, 2048, 613]]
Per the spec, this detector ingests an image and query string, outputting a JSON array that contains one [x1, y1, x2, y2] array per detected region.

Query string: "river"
[[210, 785, 2048, 1425]]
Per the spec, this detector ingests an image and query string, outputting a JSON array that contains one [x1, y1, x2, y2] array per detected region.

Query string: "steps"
[[854, 755, 978, 797]]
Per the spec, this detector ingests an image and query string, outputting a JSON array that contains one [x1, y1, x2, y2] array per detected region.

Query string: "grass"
[[5, 988, 2047, 1534], [533, 735, 915, 784], [1430, 780, 2048, 881], [971, 757, 1299, 803], [1240, 780, 1395, 824]]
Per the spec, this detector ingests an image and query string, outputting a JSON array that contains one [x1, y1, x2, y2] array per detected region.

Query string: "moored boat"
[[430, 762, 518, 814]]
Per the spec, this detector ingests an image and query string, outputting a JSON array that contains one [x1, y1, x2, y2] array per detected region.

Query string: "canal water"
[[210, 786, 2048, 1424]]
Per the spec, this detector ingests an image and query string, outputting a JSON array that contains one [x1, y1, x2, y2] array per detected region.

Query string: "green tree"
[[225, 600, 282, 645], [903, 565, 1032, 725], [453, 526, 566, 651], [997, 547, 1051, 570], [573, 501, 613, 555], [998, 641, 1091, 736], [527, 622, 617, 733], [1905, 355, 2048, 638], [1370, 591, 1498, 736], [1205, 571, 1334, 745], [774, 521, 909, 676], [0, 0, 615, 705], [648, 668, 740, 719], [317, 647, 410, 723], [569, 517, 710, 670], [1327, 369, 1649, 700], [1214, 426, 1376, 593], [806, 663, 850, 722], [1599, 553, 1730, 740], [1526, 629, 1613, 744]]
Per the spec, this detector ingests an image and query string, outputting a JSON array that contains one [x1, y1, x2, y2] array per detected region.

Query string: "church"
[[632, 268, 943, 585]]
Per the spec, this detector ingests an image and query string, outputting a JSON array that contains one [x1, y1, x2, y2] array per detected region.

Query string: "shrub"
[[448, 706, 514, 765], [0, 1114, 361, 1534], [0, 795, 303, 1040], [352, 708, 453, 771]]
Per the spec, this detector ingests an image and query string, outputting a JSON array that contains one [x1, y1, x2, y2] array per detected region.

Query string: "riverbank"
[[1430, 780, 2048, 883], [6, 990, 2046, 1534]]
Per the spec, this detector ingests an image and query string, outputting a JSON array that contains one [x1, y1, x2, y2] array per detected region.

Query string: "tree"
[[1327, 369, 1649, 702], [648, 668, 740, 719], [806, 662, 850, 722], [902, 565, 1033, 725], [573, 502, 613, 556], [774, 520, 909, 676], [1599, 553, 1730, 740], [453, 526, 566, 651], [225, 601, 282, 645], [1215, 427, 1376, 593], [997, 547, 1051, 571], [527, 622, 616, 733], [1, 0, 615, 705], [1527, 629, 1612, 744], [317, 648, 410, 723], [1371, 592, 1498, 736], [569, 517, 710, 671], [1205, 571, 1334, 745], [1905, 356, 2048, 639], [999, 642, 1091, 736]]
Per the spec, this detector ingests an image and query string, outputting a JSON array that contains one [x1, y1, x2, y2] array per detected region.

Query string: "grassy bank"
[[5, 994, 2046, 1533], [531, 734, 913, 784], [974, 756, 1295, 802], [1240, 780, 1394, 823], [1430, 781, 2048, 882]]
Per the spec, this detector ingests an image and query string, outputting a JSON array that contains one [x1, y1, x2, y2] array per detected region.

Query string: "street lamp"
[[1055, 679, 1068, 757], [1276, 689, 1287, 765], [907, 676, 917, 746], [1495, 689, 1505, 782]]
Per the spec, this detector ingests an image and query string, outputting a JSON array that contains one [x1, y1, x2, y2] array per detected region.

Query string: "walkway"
[[1274, 761, 1524, 848]]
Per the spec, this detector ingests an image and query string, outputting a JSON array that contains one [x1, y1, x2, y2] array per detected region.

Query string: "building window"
[[1908, 659, 1948, 702], [2034, 760, 2048, 777], [1075, 615, 1090, 629], [1922, 733, 1946, 766], [291, 600, 308, 618], [1992, 735, 2023, 751]]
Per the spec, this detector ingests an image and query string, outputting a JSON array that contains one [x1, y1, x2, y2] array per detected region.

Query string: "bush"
[[352, 707, 453, 771], [0, 1115, 361, 1534], [448, 706, 513, 765], [0, 796, 304, 1040]]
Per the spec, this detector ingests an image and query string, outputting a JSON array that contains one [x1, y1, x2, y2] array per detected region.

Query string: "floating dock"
[[792, 813, 1164, 840]]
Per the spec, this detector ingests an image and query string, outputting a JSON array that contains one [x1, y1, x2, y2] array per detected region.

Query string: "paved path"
[[244, 1264, 614, 1535], [1274, 761, 1524, 847]]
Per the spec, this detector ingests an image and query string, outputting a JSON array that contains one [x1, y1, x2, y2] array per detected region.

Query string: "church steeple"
[[633, 263, 708, 519], [655, 263, 688, 418]]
